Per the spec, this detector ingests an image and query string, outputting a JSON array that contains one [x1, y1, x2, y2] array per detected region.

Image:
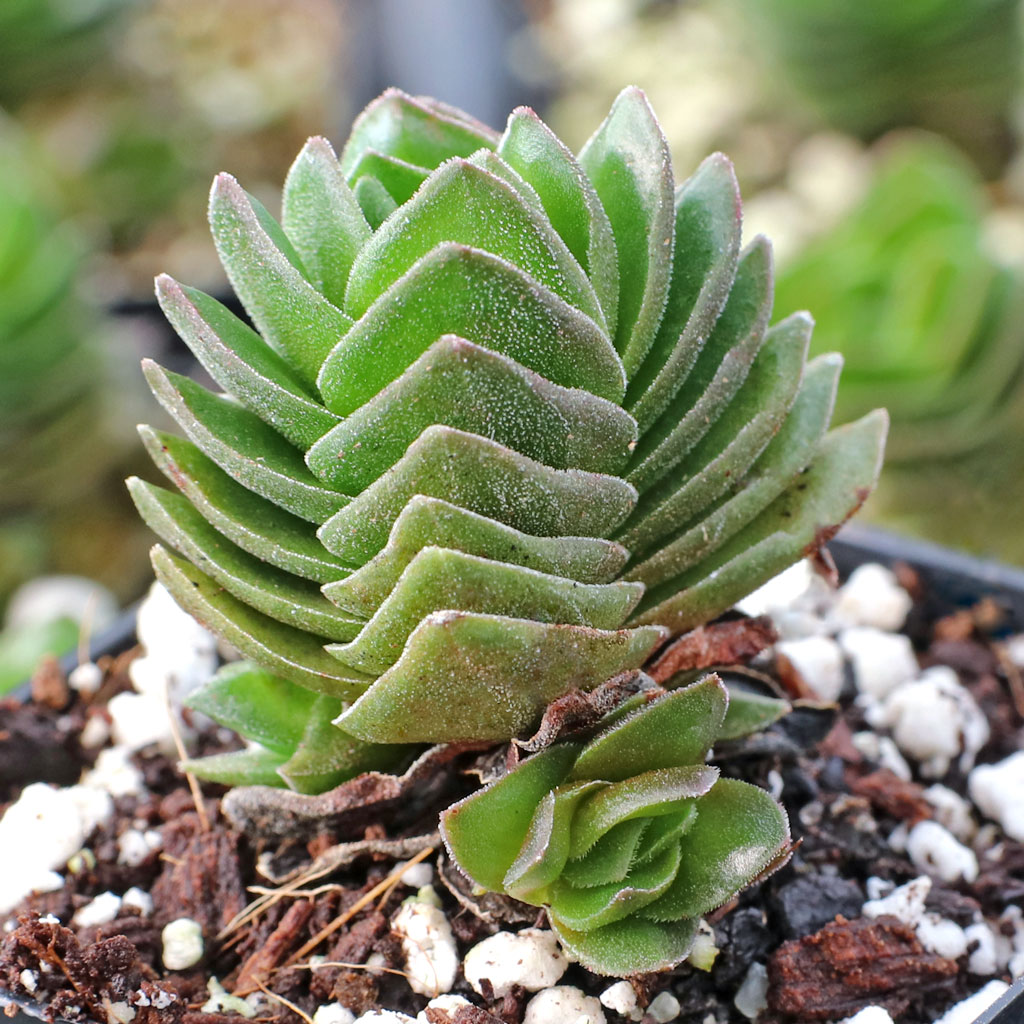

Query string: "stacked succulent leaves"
[[129, 87, 886, 794], [441, 675, 791, 973]]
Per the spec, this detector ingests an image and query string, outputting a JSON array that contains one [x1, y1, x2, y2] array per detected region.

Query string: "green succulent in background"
[[737, 0, 1022, 176], [0, 117, 146, 614], [442, 674, 791, 974], [772, 137, 1024, 562], [0, 0, 132, 110], [128, 86, 886, 793], [775, 137, 1024, 462]]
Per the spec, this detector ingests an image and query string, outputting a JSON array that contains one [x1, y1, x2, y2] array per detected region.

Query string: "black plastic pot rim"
[[3, 523, 1024, 1024]]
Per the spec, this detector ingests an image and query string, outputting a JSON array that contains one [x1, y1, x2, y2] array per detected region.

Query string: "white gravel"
[[599, 981, 640, 1020], [839, 1008, 895, 1024], [463, 928, 568, 998], [72, 891, 122, 928], [862, 875, 931, 927], [161, 918, 204, 970], [905, 820, 979, 883], [839, 627, 918, 701], [776, 635, 845, 701], [968, 751, 1024, 840], [522, 985, 606, 1024], [646, 991, 681, 1022], [733, 962, 768, 1019], [312, 1007, 356, 1024], [391, 889, 458, 996], [833, 563, 912, 632], [933, 980, 1010, 1024]]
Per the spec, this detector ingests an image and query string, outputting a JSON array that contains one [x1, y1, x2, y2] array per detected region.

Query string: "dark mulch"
[[1, 573, 1022, 1024]]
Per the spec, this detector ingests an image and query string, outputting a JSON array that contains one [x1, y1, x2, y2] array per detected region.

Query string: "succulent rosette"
[[442, 675, 791, 974], [128, 86, 886, 792]]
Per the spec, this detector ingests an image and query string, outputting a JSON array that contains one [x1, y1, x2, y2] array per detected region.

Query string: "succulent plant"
[[0, 117, 145, 608], [129, 87, 886, 792], [442, 674, 791, 974], [737, 0, 1021, 175], [773, 136, 1024, 560]]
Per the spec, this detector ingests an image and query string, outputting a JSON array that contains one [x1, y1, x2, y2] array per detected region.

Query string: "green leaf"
[[138, 427, 352, 584], [619, 312, 810, 558], [579, 86, 674, 377], [631, 409, 888, 632], [626, 153, 742, 430], [129, 479, 363, 642], [568, 676, 728, 783], [626, 353, 842, 593], [352, 175, 397, 229], [336, 612, 667, 743], [627, 238, 774, 493], [327, 547, 643, 674], [345, 148, 429, 205], [155, 276, 340, 449], [319, 243, 625, 415], [548, 844, 682, 930], [208, 173, 352, 387], [282, 136, 371, 307], [307, 335, 636, 492], [719, 685, 791, 740], [185, 661, 317, 754], [183, 747, 289, 789], [440, 743, 580, 891], [151, 545, 372, 698], [317, 426, 637, 567], [560, 818, 649, 888], [324, 496, 628, 617], [550, 914, 698, 976], [343, 159, 603, 327], [339, 88, 497, 179], [278, 696, 406, 794], [639, 778, 790, 920], [630, 808, 697, 864], [503, 781, 605, 900], [498, 107, 620, 332], [142, 361, 352, 524], [568, 765, 718, 859]]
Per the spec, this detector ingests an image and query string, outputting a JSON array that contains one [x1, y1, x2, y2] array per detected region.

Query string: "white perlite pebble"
[[600, 981, 641, 1020], [933, 980, 1010, 1024], [839, 628, 918, 702], [0, 781, 113, 914], [73, 891, 122, 927], [105, 1000, 136, 1023], [916, 916, 968, 959], [464, 929, 569, 998], [906, 820, 979, 883], [161, 918, 204, 970], [113, 582, 219, 752], [399, 860, 434, 889], [647, 991, 681, 1022], [118, 828, 163, 867], [352, 1013, 415, 1023], [312, 1006, 356, 1024], [416, 995, 471, 1022], [776, 636, 845, 702], [391, 892, 458, 996], [968, 751, 1024, 840], [4, 576, 117, 632], [876, 667, 989, 777], [964, 922, 1001, 976], [923, 785, 977, 842], [83, 747, 146, 799], [839, 1009, 895, 1024], [123, 887, 154, 916], [833, 564, 912, 632], [851, 733, 912, 781], [733, 963, 768, 1019], [68, 662, 103, 695], [523, 986, 606, 1024], [736, 560, 817, 619], [19, 969, 38, 994], [1004, 633, 1024, 667], [862, 875, 931, 927]]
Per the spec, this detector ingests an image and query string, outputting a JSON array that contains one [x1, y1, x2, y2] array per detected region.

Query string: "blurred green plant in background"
[[737, 0, 1022, 178], [773, 138, 1024, 562]]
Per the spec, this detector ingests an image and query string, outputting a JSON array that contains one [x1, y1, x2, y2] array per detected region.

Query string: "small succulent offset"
[[442, 674, 791, 973], [129, 87, 885, 790]]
